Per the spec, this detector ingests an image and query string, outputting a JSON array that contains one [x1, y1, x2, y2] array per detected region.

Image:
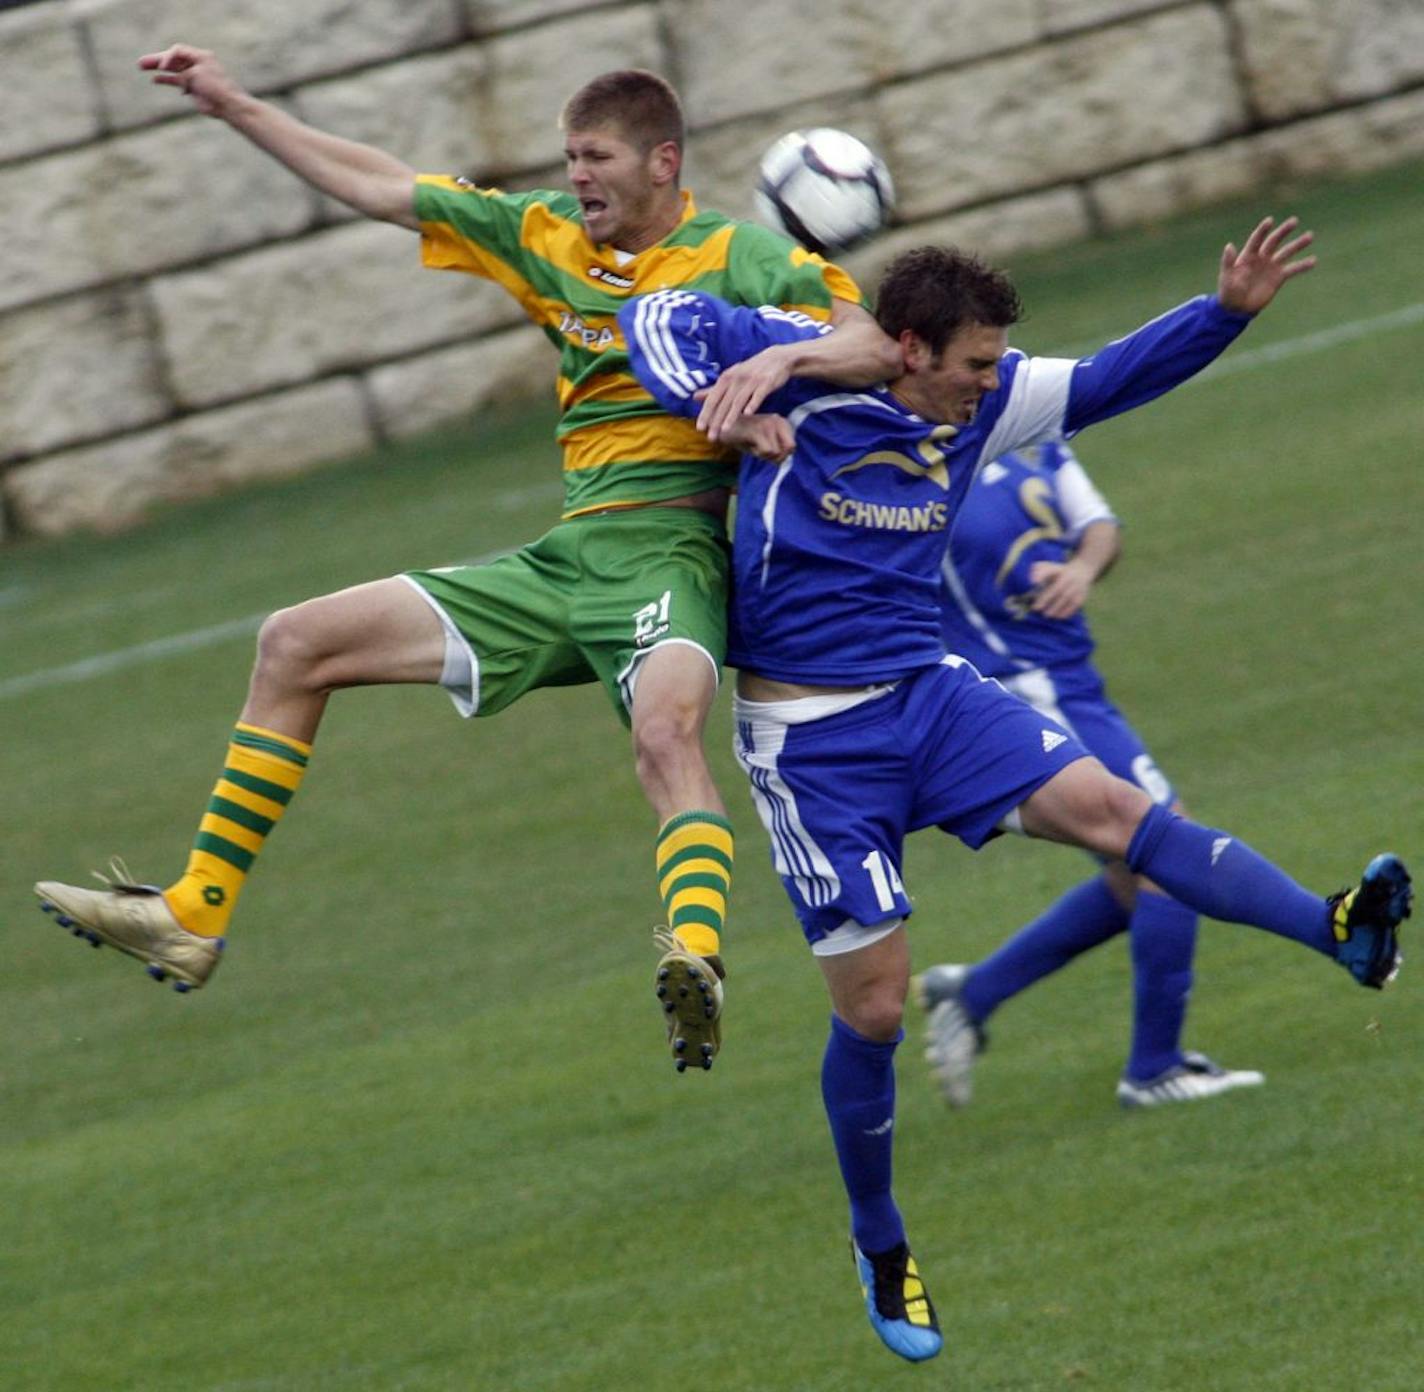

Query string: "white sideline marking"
[[0, 615, 264, 701], [3, 301, 1421, 705], [0, 547, 511, 703], [1196, 301, 1424, 381]]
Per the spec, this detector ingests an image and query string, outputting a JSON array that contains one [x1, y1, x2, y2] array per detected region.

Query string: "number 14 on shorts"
[[863, 851, 905, 913]]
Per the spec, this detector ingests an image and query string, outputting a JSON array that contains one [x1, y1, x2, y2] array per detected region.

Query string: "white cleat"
[[1116, 1051, 1264, 1108], [913, 964, 985, 1107]]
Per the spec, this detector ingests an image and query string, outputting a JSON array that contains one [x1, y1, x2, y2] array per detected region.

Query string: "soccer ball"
[[754, 127, 894, 256]]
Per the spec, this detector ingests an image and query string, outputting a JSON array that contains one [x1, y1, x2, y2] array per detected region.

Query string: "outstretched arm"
[[138, 45, 419, 229], [695, 300, 899, 441], [1052, 213, 1317, 437]]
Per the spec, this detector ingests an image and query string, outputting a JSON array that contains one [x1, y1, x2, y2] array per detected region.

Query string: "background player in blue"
[[619, 220, 1412, 1364], [916, 442, 1264, 1108]]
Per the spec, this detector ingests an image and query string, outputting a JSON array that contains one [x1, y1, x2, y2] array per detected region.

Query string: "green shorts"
[[403, 507, 730, 726]]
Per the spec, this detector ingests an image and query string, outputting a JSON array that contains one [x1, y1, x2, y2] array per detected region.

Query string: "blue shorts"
[[998, 660, 1176, 806], [733, 657, 1090, 946]]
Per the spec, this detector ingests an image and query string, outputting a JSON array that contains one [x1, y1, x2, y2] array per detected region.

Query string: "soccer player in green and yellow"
[[33, 46, 900, 1071]]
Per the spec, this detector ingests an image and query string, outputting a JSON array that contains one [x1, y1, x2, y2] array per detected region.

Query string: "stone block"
[[0, 4, 103, 162], [463, 0, 595, 33], [0, 287, 169, 462], [670, 0, 1036, 127], [1232, 0, 1424, 120], [297, 46, 497, 180], [838, 186, 1095, 288], [4, 377, 374, 536], [881, 6, 1245, 220], [1093, 90, 1424, 230], [151, 220, 528, 408], [76, 0, 466, 132], [305, 8, 665, 180], [1038, 0, 1173, 34], [0, 116, 315, 313], [477, 5, 665, 171], [365, 323, 553, 439]]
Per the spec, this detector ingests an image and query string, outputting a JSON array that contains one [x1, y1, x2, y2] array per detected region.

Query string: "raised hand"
[[1217, 216, 1316, 315], [137, 45, 244, 118]]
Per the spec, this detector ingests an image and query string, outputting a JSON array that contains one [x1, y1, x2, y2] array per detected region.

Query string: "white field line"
[[0, 546, 512, 702], [3, 301, 1421, 704], [1195, 300, 1424, 381]]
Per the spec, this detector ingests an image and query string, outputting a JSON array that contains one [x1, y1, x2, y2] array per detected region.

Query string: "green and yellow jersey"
[[414, 177, 864, 517]]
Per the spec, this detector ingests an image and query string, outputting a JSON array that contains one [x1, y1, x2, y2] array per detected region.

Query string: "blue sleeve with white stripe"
[[1063, 295, 1252, 433], [976, 295, 1254, 463], [618, 290, 831, 419]]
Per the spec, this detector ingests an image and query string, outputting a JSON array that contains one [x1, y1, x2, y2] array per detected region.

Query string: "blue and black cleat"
[[1330, 853, 1412, 989]]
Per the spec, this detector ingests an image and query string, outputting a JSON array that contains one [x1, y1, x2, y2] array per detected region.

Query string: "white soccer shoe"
[[913, 963, 986, 1107], [1116, 1051, 1265, 1108]]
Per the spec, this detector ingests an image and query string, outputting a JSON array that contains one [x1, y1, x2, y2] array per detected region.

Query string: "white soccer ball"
[[754, 127, 894, 256]]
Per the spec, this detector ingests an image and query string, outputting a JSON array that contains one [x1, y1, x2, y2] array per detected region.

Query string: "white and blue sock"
[[1125, 804, 1333, 955], [821, 1013, 904, 1256]]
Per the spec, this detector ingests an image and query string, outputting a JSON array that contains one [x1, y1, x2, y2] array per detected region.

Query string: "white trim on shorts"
[[812, 915, 904, 957], [397, 574, 480, 718], [994, 665, 1071, 836], [618, 636, 720, 714]]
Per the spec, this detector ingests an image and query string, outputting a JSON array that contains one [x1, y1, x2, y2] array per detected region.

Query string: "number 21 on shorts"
[[633, 589, 672, 646], [862, 850, 905, 913]]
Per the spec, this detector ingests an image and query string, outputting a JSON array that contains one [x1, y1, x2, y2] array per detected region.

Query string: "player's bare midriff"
[[737, 672, 878, 701], [644, 487, 730, 518]]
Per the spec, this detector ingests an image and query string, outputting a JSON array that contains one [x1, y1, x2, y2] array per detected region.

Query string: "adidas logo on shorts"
[[1042, 729, 1067, 753]]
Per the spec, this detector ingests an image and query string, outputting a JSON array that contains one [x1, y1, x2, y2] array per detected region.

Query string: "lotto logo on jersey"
[[588, 265, 636, 289]]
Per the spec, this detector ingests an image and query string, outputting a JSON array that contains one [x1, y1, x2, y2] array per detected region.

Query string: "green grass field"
[[2, 160, 1421, 1391]]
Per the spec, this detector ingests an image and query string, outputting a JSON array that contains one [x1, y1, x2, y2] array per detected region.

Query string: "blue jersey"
[[941, 441, 1117, 676], [619, 289, 1250, 685]]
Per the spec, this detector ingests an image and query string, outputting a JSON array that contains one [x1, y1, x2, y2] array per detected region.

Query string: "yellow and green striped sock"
[[162, 721, 311, 937], [656, 811, 733, 960]]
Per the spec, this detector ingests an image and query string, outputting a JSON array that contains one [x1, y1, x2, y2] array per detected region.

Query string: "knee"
[[632, 698, 704, 775], [254, 604, 328, 691], [838, 981, 907, 1042], [1073, 774, 1152, 859]]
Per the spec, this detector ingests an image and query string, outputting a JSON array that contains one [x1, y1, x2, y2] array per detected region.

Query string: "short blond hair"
[[560, 69, 685, 154]]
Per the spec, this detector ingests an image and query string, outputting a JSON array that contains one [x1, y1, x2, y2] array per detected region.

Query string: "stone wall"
[[2, 0, 1421, 539]]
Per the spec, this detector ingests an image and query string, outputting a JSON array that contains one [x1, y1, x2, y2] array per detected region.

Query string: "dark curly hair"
[[875, 246, 1023, 354]]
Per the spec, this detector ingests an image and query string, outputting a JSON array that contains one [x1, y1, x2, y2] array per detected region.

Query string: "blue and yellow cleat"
[[852, 1239, 943, 1363], [1329, 853, 1412, 989]]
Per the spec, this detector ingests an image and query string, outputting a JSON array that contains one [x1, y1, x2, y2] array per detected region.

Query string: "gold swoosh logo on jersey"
[[830, 426, 957, 491]]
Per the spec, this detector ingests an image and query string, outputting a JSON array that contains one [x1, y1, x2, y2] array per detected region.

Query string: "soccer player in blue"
[[916, 441, 1266, 1108], [619, 218, 1412, 1364]]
